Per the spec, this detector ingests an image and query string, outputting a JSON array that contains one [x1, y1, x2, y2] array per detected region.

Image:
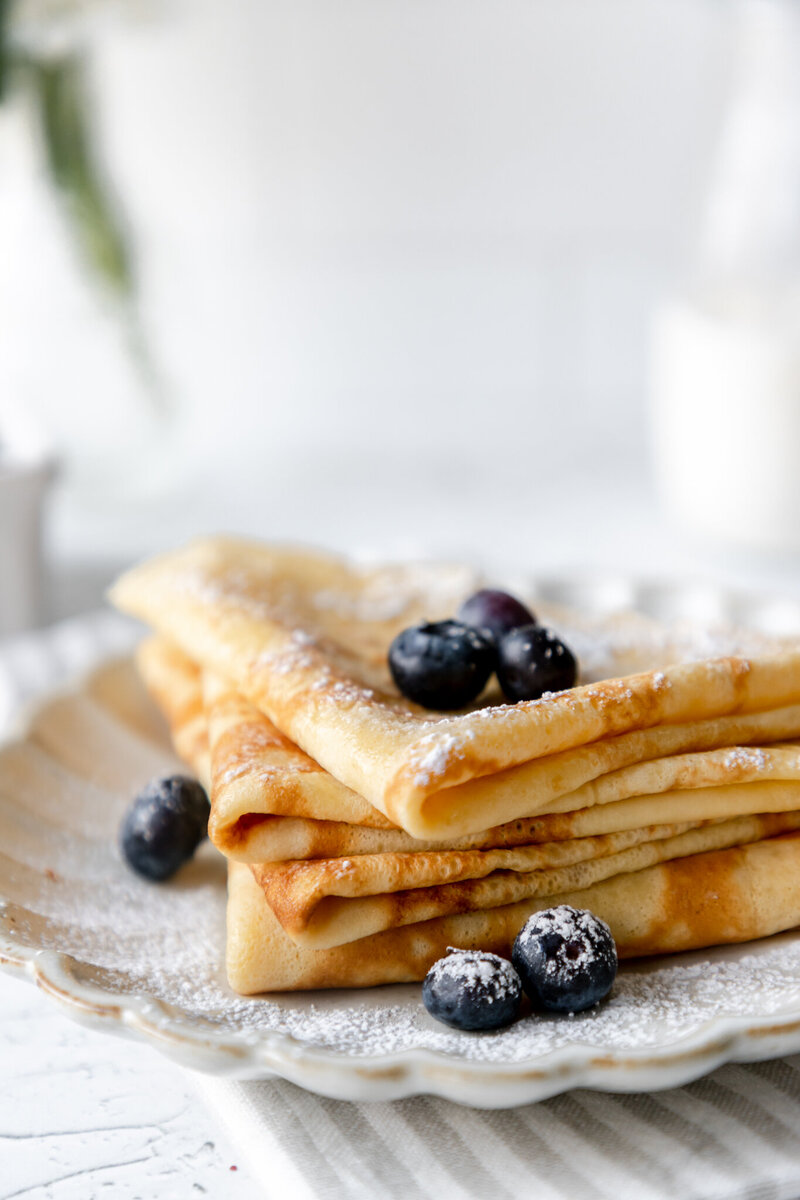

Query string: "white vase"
[[651, 0, 800, 552]]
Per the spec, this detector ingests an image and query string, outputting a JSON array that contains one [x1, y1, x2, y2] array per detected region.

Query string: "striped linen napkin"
[[192, 1065, 800, 1200], [6, 612, 800, 1200]]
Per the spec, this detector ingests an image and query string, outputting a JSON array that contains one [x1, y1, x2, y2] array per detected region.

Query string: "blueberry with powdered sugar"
[[496, 624, 577, 702], [389, 620, 495, 710], [422, 948, 522, 1031], [512, 906, 617, 1014]]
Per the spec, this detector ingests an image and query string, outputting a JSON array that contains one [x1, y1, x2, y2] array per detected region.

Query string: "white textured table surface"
[[0, 972, 263, 1200]]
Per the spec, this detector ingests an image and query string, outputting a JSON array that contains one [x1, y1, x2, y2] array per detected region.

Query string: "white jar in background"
[[652, 286, 800, 550], [0, 431, 55, 636], [650, 0, 800, 552]]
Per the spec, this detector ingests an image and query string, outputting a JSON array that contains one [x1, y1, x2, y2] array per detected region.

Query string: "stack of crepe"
[[110, 537, 800, 993]]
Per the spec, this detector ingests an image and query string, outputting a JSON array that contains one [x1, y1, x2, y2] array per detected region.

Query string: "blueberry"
[[457, 588, 536, 645], [120, 775, 210, 882], [512, 906, 617, 1014], [388, 620, 495, 710], [496, 623, 577, 702], [422, 947, 522, 1031]]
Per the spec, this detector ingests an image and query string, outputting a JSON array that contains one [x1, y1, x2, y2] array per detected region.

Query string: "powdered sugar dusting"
[[428, 948, 520, 1005], [548, 603, 785, 686], [312, 562, 482, 626], [409, 729, 476, 787], [724, 747, 768, 772], [312, 589, 410, 624], [254, 641, 317, 677], [328, 680, 375, 705], [175, 564, 280, 624]]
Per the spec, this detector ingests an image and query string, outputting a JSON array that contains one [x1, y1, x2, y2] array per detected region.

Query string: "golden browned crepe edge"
[[208, 780, 800, 863], [251, 810, 800, 948], [227, 832, 800, 992]]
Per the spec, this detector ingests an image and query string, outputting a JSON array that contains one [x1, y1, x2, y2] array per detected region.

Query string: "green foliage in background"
[[0, 1, 136, 303], [0, 1, 164, 405], [33, 55, 134, 297], [0, 0, 10, 101]]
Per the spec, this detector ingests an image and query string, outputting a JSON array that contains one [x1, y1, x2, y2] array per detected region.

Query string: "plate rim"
[[7, 928, 800, 1105]]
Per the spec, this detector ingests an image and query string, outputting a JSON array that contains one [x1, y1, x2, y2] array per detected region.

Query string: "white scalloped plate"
[[6, 580, 800, 1107]]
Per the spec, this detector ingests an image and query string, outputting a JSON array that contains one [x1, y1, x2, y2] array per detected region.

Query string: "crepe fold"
[[112, 537, 800, 840], [227, 833, 800, 992]]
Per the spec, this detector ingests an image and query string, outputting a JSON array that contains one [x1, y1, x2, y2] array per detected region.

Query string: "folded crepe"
[[227, 833, 800, 992], [201, 651, 800, 859], [207, 679, 800, 863], [111, 538, 800, 840], [139, 636, 800, 865]]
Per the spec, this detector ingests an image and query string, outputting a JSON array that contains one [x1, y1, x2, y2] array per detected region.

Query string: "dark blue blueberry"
[[422, 947, 522, 1031], [457, 588, 536, 645], [496, 623, 577, 702], [120, 775, 210, 882], [512, 906, 617, 1014], [388, 620, 495, 710]]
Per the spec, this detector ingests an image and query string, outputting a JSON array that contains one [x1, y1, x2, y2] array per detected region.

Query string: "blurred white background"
[[4, 0, 795, 616]]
